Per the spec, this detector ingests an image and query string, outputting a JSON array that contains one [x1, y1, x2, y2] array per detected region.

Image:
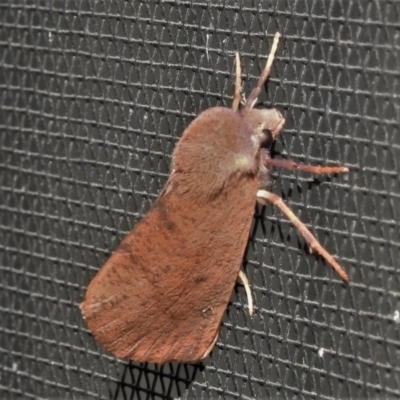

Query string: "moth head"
[[241, 108, 285, 151]]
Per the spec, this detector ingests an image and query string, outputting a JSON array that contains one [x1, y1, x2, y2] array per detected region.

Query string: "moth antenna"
[[245, 32, 281, 109], [238, 269, 253, 315], [256, 190, 350, 282], [231, 52, 242, 111]]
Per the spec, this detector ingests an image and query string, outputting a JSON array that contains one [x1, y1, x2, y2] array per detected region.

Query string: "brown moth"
[[80, 33, 349, 364]]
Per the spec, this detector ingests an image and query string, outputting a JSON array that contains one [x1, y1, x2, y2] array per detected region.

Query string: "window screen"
[[0, 1, 399, 399]]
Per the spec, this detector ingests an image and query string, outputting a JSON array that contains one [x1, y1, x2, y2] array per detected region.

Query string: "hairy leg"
[[257, 190, 349, 281]]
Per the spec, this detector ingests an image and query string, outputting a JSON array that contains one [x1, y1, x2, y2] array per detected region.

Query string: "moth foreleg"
[[264, 158, 348, 174]]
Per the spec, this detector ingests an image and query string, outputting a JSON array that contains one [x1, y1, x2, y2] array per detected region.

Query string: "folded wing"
[[81, 174, 258, 363]]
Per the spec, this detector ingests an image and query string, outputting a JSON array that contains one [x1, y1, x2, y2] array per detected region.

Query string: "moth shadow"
[[253, 189, 315, 264], [112, 360, 204, 400]]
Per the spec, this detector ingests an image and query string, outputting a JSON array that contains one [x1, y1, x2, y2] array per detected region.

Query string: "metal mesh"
[[1, 1, 399, 399]]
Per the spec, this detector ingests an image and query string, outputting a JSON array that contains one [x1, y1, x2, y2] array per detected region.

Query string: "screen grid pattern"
[[0, 1, 399, 399]]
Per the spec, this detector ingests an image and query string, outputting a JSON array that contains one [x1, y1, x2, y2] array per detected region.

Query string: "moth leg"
[[245, 32, 281, 109], [265, 158, 349, 174], [199, 326, 220, 360], [231, 52, 242, 111], [256, 190, 349, 281], [238, 269, 253, 315]]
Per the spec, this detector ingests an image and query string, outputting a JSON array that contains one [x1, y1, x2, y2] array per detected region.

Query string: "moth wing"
[[81, 177, 258, 363]]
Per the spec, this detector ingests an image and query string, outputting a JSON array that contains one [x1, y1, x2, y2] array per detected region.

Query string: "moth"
[[80, 33, 349, 364]]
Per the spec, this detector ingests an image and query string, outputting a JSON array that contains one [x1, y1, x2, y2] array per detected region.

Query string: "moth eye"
[[260, 129, 274, 149]]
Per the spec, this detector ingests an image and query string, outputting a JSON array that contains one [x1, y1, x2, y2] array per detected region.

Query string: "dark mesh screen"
[[1, 1, 399, 399]]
